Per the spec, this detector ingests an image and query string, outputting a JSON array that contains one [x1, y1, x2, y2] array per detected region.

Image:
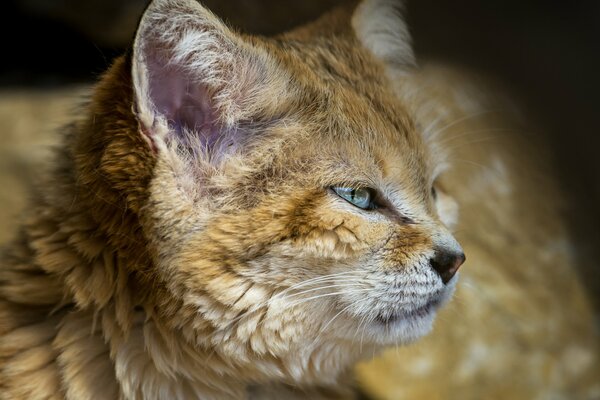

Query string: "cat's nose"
[[430, 250, 465, 284]]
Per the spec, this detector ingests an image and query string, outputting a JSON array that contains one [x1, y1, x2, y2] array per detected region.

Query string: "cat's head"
[[120, 0, 464, 357]]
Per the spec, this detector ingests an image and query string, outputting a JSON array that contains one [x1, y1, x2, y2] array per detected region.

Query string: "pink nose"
[[430, 251, 465, 284]]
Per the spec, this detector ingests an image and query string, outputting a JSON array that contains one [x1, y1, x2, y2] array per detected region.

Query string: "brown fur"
[[5, 1, 592, 399], [356, 64, 600, 398]]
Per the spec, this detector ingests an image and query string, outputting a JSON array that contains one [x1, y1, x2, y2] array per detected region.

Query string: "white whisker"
[[277, 283, 368, 301], [310, 302, 357, 348], [425, 109, 498, 140], [286, 288, 373, 308]]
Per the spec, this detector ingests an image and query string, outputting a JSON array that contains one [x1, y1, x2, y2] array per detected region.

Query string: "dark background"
[[1, 0, 598, 305]]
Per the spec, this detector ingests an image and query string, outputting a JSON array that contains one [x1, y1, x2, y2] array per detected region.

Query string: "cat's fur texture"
[[0, 0, 467, 398], [356, 64, 600, 398]]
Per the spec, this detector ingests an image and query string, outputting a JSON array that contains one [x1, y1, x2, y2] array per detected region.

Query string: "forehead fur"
[[128, 0, 433, 206], [240, 8, 431, 201]]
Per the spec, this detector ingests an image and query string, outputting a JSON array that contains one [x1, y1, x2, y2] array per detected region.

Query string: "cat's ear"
[[131, 0, 287, 157], [351, 0, 415, 68]]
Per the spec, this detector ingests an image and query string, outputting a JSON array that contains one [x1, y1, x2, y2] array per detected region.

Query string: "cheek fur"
[[284, 201, 394, 261]]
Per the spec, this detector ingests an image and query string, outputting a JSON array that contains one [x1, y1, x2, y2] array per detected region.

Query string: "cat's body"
[[1, 0, 597, 399]]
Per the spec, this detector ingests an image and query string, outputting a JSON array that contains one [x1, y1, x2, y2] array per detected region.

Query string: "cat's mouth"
[[374, 296, 443, 325], [325, 276, 457, 344]]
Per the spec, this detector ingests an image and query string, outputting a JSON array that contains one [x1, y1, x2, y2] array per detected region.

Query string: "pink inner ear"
[[146, 47, 224, 150]]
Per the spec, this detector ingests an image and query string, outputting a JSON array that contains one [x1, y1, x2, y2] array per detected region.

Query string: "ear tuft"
[[352, 0, 415, 68]]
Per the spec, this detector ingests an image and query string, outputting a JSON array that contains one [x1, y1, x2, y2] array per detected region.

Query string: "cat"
[[355, 64, 600, 398], [1, 0, 468, 398]]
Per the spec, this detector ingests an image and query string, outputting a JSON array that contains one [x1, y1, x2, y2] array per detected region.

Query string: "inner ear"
[[146, 47, 220, 147], [131, 0, 290, 163]]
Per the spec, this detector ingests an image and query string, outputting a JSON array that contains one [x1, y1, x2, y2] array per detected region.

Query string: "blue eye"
[[331, 186, 375, 210]]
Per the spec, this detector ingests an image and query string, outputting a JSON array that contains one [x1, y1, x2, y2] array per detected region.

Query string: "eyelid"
[[328, 185, 414, 223], [330, 180, 373, 190]]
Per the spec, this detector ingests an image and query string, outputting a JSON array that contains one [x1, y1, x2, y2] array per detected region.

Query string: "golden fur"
[[6, 0, 594, 399], [356, 64, 600, 398]]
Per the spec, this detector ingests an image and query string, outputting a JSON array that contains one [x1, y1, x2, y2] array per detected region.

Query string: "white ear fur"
[[131, 0, 288, 152], [351, 0, 415, 67], [133, 0, 222, 139]]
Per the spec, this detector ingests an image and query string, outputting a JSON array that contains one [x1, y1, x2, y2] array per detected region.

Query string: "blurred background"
[[0, 0, 598, 398]]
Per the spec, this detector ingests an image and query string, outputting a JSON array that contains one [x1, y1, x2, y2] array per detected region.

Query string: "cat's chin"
[[341, 280, 457, 346], [326, 303, 438, 348], [367, 302, 439, 346]]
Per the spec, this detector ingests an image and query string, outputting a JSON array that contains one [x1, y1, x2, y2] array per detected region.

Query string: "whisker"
[[435, 128, 508, 146], [450, 158, 505, 179], [218, 277, 366, 332], [444, 136, 499, 151], [421, 114, 444, 138], [252, 289, 372, 334], [268, 278, 365, 307], [359, 313, 373, 353], [353, 312, 371, 352], [425, 109, 499, 140], [286, 288, 373, 308], [277, 272, 361, 294], [276, 283, 368, 300], [310, 302, 357, 348]]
